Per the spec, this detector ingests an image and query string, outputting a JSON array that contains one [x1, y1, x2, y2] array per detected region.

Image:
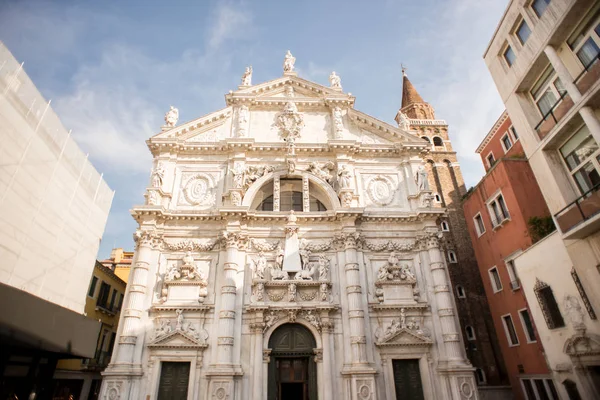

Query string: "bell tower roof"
[[397, 68, 436, 121], [401, 70, 425, 109]]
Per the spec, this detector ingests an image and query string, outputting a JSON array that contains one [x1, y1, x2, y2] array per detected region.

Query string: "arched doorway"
[[268, 323, 318, 400]]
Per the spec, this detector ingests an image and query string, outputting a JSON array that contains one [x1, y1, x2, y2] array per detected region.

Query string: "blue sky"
[[0, 0, 507, 259]]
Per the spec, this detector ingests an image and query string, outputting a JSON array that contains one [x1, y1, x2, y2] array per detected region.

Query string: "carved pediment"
[[150, 107, 232, 142], [376, 328, 432, 347], [564, 333, 600, 357], [148, 330, 208, 349]]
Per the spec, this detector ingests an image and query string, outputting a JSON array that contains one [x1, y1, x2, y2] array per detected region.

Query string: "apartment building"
[[100, 247, 134, 283], [463, 111, 554, 399], [53, 261, 126, 399], [485, 1, 600, 398]]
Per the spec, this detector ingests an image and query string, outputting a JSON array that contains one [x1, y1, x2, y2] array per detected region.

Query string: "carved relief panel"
[[172, 168, 224, 210]]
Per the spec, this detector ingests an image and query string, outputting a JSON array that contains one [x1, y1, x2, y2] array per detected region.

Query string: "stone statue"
[[320, 283, 328, 301], [288, 210, 297, 224], [166, 262, 181, 281], [276, 244, 284, 269], [148, 190, 160, 206], [175, 309, 184, 331], [241, 66, 252, 86], [264, 311, 278, 332], [254, 282, 264, 302], [400, 308, 407, 328], [303, 310, 321, 331], [329, 71, 342, 88], [231, 163, 245, 189], [397, 111, 410, 131], [164, 106, 179, 127], [294, 263, 316, 280], [400, 263, 415, 280], [388, 251, 400, 268], [288, 282, 297, 302], [307, 161, 334, 183], [152, 164, 164, 188], [318, 255, 330, 281], [237, 105, 249, 137], [332, 107, 344, 138], [564, 295, 585, 329], [299, 246, 311, 271], [287, 158, 296, 173], [185, 322, 200, 340], [337, 165, 352, 189], [377, 264, 390, 281], [253, 252, 267, 280], [283, 50, 296, 72], [180, 251, 201, 279], [415, 165, 430, 191], [155, 319, 172, 339]]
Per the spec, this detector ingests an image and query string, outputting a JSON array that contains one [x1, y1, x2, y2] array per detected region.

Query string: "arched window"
[[433, 136, 444, 147], [465, 326, 476, 340], [253, 177, 330, 212], [448, 250, 457, 263], [441, 221, 450, 231], [534, 279, 565, 329], [456, 285, 466, 298], [421, 136, 431, 143]]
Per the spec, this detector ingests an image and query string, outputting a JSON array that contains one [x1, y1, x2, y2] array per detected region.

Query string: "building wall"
[[479, 118, 524, 171], [0, 44, 113, 314], [463, 158, 552, 400]]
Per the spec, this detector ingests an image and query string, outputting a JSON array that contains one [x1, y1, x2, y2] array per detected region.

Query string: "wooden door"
[[277, 358, 308, 400], [157, 362, 191, 400], [392, 359, 425, 400]]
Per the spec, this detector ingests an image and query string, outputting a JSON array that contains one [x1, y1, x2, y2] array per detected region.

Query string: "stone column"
[[320, 312, 334, 400], [251, 312, 265, 400], [579, 106, 600, 146], [115, 229, 157, 364], [544, 45, 582, 102], [422, 231, 463, 361], [216, 232, 246, 365]]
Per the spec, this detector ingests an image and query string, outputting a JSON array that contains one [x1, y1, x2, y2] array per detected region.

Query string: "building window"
[[534, 279, 565, 329], [568, 14, 600, 69], [109, 289, 118, 311], [456, 285, 466, 298], [531, 0, 551, 18], [88, 276, 98, 298], [530, 66, 567, 117], [474, 213, 486, 237], [465, 326, 476, 340], [501, 133, 513, 152], [510, 126, 519, 141], [516, 19, 532, 45], [421, 136, 431, 143], [448, 250, 457, 264], [489, 267, 503, 293], [488, 192, 510, 228], [571, 267, 597, 319], [487, 152, 496, 168], [440, 221, 450, 232], [504, 45, 516, 67], [434, 193, 442, 203], [506, 259, 520, 290], [559, 125, 600, 195], [97, 282, 112, 310], [475, 369, 486, 384], [519, 309, 537, 343], [501, 314, 520, 346], [521, 378, 559, 400], [117, 293, 125, 311], [433, 136, 444, 147], [563, 379, 582, 400]]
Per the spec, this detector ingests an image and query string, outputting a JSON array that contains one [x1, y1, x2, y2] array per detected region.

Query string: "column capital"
[[221, 231, 249, 250], [416, 230, 443, 250], [335, 232, 361, 249], [134, 229, 162, 249]]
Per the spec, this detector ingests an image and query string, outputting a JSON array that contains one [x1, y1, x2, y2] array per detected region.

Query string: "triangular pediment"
[[347, 109, 427, 145], [148, 330, 207, 349], [376, 328, 433, 347], [150, 107, 232, 141]]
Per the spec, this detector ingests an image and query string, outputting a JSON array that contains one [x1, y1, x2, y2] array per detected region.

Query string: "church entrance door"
[[268, 323, 317, 400], [392, 359, 425, 400], [157, 361, 190, 400]]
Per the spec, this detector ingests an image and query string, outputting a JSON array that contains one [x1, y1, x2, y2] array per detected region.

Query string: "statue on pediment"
[[329, 71, 341, 89], [283, 50, 296, 72], [241, 66, 252, 86], [397, 111, 410, 131], [164, 106, 179, 127]]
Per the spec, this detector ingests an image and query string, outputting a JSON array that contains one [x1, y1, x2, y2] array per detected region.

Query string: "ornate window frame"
[[533, 279, 566, 329]]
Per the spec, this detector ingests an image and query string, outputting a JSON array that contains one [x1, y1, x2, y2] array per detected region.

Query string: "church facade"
[[100, 53, 480, 400]]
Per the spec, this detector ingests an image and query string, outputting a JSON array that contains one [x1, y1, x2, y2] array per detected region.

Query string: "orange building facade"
[[463, 112, 555, 400]]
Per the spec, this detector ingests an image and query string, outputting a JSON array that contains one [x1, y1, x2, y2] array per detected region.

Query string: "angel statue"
[[283, 50, 296, 72], [164, 106, 179, 127], [241, 66, 252, 86]]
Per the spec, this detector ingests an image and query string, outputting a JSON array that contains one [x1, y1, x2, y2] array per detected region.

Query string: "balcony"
[[555, 183, 600, 238], [491, 210, 511, 229], [574, 55, 600, 96], [82, 350, 111, 370], [534, 92, 574, 140], [95, 302, 117, 316]]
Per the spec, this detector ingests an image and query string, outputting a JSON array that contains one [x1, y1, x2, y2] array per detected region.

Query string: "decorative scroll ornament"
[[306, 161, 335, 184], [366, 175, 395, 206], [164, 105, 179, 127], [182, 173, 215, 206], [276, 101, 304, 146]]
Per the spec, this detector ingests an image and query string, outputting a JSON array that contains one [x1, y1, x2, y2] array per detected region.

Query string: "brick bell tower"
[[396, 68, 508, 387]]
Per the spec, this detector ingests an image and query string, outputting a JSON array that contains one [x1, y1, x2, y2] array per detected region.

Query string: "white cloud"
[[208, 1, 253, 50]]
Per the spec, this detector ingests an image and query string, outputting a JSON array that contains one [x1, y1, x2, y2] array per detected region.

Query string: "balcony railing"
[[82, 350, 111, 370], [554, 183, 600, 234], [574, 54, 600, 96], [534, 91, 573, 140], [95, 302, 117, 316], [491, 210, 511, 229]]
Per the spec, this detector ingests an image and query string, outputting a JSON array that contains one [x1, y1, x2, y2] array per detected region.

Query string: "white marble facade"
[[101, 55, 477, 400]]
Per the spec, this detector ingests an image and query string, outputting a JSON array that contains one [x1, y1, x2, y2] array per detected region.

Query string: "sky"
[[0, 0, 507, 259]]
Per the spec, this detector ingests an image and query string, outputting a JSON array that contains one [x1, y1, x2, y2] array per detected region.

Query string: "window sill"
[[492, 217, 511, 231]]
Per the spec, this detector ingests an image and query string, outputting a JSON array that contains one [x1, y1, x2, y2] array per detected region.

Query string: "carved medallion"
[[182, 174, 215, 206], [366, 175, 395, 206]]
